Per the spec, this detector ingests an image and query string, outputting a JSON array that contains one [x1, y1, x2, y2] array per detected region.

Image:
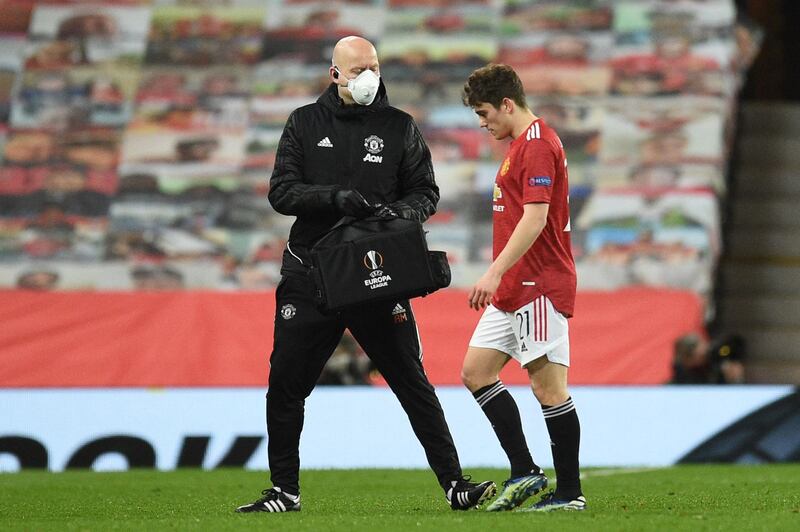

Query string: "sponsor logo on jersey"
[[493, 183, 503, 201], [529, 176, 552, 187], [363, 135, 384, 163], [492, 183, 505, 212], [317, 137, 333, 148], [280, 304, 296, 320]]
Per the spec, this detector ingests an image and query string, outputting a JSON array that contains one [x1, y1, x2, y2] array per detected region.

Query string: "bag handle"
[[328, 216, 355, 233], [313, 215, 395, 249]]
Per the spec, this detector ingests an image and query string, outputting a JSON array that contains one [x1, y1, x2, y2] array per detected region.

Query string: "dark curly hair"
[[462, 64, 527, 110]]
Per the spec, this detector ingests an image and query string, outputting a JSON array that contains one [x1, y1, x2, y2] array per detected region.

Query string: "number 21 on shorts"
[[513, 296, 549, 353]]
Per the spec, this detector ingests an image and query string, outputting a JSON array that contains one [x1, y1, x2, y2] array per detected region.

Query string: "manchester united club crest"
[[280, 304, 296, 320], [363, 135, 384, 163], [500, 157, 510, 176], [364, 135, 384, 154]]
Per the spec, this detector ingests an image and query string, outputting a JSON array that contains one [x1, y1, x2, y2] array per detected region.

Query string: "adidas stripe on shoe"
[[235, 487, 300, 513], [447, 477, 497, 510]]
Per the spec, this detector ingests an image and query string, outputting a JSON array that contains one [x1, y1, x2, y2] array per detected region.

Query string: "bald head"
[[332, 36, 377, 68], [330, 36, 380, 104]]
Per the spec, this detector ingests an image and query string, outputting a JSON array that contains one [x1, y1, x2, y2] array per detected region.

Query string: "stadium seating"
[[0, 0, 752, 385]]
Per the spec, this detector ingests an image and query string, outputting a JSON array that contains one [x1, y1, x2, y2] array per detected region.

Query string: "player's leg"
[[237, 275, 345, 513], [462, 305, 540, 479], [523, 358, 585, 511], [463, 305, 546, 511], [347, 299, 495, 510], [519, 296, 585, 512]]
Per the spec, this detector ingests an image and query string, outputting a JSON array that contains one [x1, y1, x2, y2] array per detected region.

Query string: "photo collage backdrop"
[[0, 0, 756, 296]]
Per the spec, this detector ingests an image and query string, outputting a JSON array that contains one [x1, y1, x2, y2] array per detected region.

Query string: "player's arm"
[[469, 202, 549, 310]]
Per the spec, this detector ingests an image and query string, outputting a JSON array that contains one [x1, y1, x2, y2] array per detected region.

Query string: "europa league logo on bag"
[[363, 250, 383, 271], [310, 217, 449, 312], [363, 250, 391, 289]]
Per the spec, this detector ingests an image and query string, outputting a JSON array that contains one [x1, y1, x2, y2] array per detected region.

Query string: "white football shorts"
[[468, 295, 570, 367]]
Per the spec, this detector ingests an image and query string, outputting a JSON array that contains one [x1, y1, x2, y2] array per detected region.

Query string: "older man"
[[236, 36, 495, 514]]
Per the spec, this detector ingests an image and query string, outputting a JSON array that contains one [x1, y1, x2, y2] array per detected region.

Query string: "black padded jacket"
[[268, 81, 439, 276]]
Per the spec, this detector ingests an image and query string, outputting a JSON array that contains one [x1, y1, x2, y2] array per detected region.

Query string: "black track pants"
[[266, 275, 462, 493]]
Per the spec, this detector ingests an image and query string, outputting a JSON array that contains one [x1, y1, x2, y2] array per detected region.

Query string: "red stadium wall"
[[0, 288, 702, 387]]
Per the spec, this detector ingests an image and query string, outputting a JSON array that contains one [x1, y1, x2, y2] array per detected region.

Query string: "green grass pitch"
[[1, 465, 799, 531]]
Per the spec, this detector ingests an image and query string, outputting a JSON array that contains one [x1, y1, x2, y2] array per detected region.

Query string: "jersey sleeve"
[[520, 139, 557, 204]]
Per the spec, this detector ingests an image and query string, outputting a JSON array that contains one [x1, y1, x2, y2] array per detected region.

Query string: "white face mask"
[[344, 69, 380, 106]]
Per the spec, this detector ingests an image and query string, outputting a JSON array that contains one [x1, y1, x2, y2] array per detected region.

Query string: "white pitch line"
[[580, 467, 665, 479]]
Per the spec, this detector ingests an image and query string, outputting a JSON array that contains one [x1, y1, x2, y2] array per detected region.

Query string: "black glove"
[[334, 189, 374, 218], [373, 203, 399, 219]]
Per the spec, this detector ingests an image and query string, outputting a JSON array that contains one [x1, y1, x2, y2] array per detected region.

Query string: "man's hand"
[[334, 190, 374, 218], [373, 203, 399, 219], [468, 270, 502, 310]]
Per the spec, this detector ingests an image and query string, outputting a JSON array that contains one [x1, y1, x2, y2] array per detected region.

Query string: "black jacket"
[[268, 81, 439, 275]]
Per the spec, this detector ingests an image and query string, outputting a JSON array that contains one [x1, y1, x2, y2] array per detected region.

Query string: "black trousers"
[[266, 274, 462, 493]]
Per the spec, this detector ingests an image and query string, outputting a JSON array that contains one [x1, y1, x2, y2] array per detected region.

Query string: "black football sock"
[[473, 381, 539, 478], [542, 397, 582, 499]]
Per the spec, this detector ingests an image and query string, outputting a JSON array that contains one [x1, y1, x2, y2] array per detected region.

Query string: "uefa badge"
[[280, 304, 296, 320]]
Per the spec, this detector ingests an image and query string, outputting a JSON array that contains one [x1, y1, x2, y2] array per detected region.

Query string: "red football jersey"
[[491, 118, 577, 316]]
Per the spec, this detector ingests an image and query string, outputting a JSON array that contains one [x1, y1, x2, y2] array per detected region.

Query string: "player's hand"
[[468, 271, 501, 310], [334, 189, 374, 218]]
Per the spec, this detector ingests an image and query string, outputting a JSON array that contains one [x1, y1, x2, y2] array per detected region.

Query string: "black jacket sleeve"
[[267, 110, 341, 217], [388, 118, 439, 223]]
